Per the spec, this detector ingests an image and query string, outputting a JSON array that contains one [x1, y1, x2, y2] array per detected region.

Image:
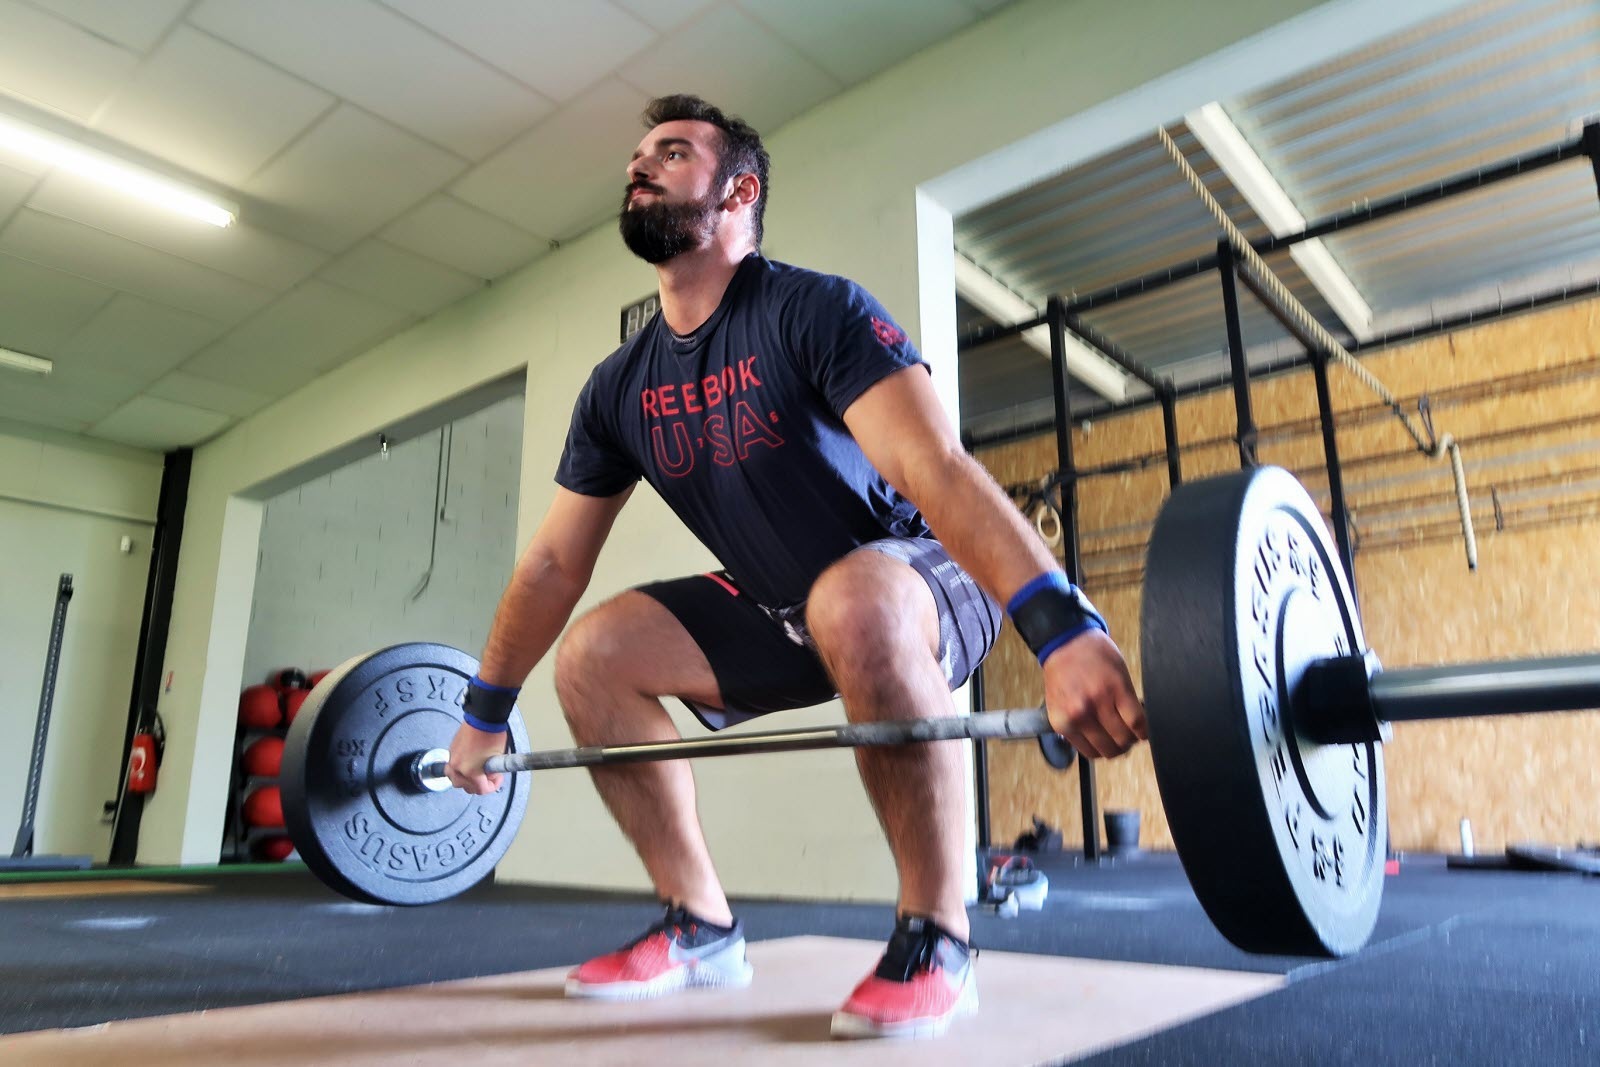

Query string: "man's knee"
[[806, 552, 937, 676], [553, 598, 637, 707]]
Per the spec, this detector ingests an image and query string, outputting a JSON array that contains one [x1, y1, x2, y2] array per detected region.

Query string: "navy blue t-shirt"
[[555, 255, 933, 608]]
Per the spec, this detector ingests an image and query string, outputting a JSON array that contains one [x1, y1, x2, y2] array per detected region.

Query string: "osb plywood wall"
[[976, 295, 1600, 855]]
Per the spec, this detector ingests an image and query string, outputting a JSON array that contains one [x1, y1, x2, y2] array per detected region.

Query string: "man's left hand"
[[1040, 631, 1146, 760]]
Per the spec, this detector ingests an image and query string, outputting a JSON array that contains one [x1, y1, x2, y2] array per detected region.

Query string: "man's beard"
[[618, 185, 720, 264]]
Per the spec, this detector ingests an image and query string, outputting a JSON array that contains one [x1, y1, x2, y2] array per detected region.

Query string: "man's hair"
[[643, 94, 770, 248]]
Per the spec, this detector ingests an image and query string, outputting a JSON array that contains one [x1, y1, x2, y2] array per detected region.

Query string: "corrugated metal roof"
[[956, 0, 1600, 441]]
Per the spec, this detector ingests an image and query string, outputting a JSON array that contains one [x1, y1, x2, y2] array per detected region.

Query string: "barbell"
[[278, 647, 1049, 908], [278, 465, 1600, 957]]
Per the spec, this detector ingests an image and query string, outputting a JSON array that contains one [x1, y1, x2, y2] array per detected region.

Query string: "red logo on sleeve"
[[871, 316, 906, 347]]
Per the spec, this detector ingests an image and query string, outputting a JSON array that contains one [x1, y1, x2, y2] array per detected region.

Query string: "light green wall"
[[0, 418, 162, 522], [0, 419, 161, 860], [148, 0, 1441, 894]]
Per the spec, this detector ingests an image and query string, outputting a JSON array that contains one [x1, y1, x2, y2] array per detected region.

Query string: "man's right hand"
[[446, 723, 509, 794]]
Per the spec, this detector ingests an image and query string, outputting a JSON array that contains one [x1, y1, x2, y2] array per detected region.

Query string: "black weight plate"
[[1142, 466, 1386, 956], [281, 643, 531, 906]]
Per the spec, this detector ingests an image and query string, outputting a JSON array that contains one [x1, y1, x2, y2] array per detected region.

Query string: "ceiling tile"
[[0, 209, 276, 321], [0, 250, 114, 354], [617, 5, 841, 134], [181, 279, 414, 393], [39, 355, 154, 405], [381, 196, 550, 279], [192, 0, 552, 160], [244, 105, 469, 253], [739, 0, 976, 85], [96, 26, 335, 188], [0, 0, 140, 123], [0, 354, 147, 416], [0, 161, 33, 218], [88, 395, 233, 450], [179, 347, 312, 395], [25, 0, 190, 52], [0, 401, 95, 434], [145, 370, 276, 417], [29, 172, 328, 290], [453, 78, 648, 242], [614, 0, 718, 33], [318, 239, 484, 317], [57, 294, 228, 378], [0, 379, 116, 429], [381, 0, 655, 103]]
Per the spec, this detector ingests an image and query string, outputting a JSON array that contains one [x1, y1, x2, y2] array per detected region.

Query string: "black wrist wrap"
[[1010, 584, 1107, 660], [463, 678, 518, 726]]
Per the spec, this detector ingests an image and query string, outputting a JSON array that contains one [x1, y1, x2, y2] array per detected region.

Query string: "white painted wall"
[[0, 419, 162, 860], [240, 394, 523, 688], [147, 0, 1470, 898]]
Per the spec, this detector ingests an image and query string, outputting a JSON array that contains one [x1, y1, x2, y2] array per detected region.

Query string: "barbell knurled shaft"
[[424, 707, 1054, 781]]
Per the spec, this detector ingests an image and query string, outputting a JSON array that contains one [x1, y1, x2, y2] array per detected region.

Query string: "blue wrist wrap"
[[1006, 572, 1108, 666]]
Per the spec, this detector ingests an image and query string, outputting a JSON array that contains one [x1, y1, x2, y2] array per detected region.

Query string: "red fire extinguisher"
[[127, 711, 163, 794]]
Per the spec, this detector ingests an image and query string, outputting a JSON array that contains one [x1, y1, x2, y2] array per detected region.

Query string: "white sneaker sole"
[[829, 972, 979, 1040]]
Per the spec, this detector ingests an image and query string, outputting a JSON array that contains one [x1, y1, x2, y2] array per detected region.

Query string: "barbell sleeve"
[[1298, 651, 1600, 744], [1370, 653, 1600, 723], [418, 706, 1053, 781]]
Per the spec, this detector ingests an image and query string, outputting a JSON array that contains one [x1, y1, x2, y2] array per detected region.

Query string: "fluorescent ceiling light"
[[953, 252, 1131, 402], [1185, 102, 1374, 341], [0, 113, 236, 228], [0, 346, 53, 375]]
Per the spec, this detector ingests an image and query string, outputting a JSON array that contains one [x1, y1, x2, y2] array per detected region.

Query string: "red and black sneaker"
[[565, 903, 753, 1001], [831, 915, 978, 1039]]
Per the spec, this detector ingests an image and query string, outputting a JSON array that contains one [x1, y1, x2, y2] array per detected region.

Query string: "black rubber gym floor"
[[1, 851, 1594, 1063]]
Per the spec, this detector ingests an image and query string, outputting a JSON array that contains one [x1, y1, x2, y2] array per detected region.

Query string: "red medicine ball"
[[243, 786, 284, 828], [283, 688, 312, 725], [308, 669, 332, 688], [252, 835, 295, 862], [242, 736, 284, 778], [238, 685, 282, 730]]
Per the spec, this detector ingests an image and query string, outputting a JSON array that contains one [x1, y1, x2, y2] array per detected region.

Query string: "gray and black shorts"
[[636, 537, 1003, 731]]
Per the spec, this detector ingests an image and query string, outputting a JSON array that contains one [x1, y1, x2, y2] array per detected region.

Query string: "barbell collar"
[[1295, 650, 1387, 745], [415, 706, 1052, 784]]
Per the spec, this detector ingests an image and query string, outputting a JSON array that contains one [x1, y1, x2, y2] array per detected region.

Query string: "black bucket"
[[1104, 809, 1141, 854]]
